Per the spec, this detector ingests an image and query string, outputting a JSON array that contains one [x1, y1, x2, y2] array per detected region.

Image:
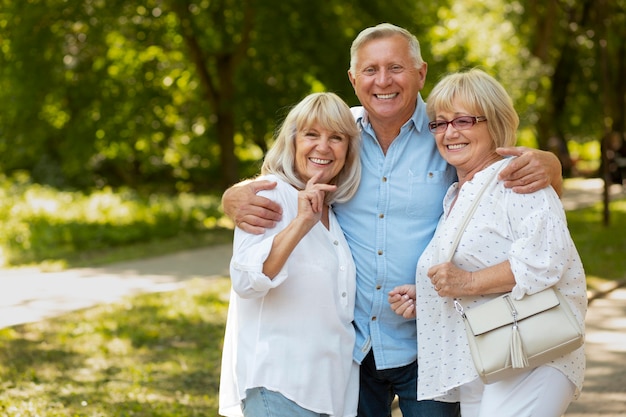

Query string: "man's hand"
[[497, 147, 563, 196], [221, 180, 283, 234]]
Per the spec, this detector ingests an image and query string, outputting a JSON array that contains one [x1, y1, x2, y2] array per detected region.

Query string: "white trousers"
[[459, 365, 576, 417]]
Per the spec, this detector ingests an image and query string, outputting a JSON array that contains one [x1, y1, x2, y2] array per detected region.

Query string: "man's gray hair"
[[349, 23, 424, 73]]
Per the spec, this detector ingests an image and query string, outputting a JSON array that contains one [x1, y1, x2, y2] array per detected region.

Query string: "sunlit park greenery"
[[0, 0, 625, 415], [567, 199, 626, 287], [0, 0, 623, 266], [1, 0, 625, 192], [0, 173, 232, 268]]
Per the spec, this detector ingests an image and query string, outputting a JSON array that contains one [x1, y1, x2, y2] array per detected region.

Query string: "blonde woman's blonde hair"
[[426, 68, 519, 148], [261, 92, 362, 204]]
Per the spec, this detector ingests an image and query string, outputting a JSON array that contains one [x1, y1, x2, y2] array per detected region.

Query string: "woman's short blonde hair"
[[261, 92, 362, 204], [426, 68, 519, 148]]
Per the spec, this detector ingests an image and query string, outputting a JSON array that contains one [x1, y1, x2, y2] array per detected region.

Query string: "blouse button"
[[333, 240, 339, 246]]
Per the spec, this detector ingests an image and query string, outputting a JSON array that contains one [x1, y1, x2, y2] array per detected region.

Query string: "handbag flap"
[[464, 288, 560, 336]]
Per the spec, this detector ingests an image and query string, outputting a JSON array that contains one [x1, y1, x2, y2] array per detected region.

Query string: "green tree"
[[0, 0, 431, 192], [426, 0, 625, 183], [3, 0, 622, 194]]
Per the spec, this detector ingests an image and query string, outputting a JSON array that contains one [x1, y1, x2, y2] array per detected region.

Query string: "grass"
[[566, 198, 626, 290], [46, 227, 234, 270], [0, 193, 624, 416], [0, 277, 231, 417]]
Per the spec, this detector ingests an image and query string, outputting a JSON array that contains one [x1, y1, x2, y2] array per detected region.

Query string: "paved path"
[[565, 288, 626, 416], [0, 244, 232, 329], [559, 177, 625, 211], [1, 178, 625, 415]]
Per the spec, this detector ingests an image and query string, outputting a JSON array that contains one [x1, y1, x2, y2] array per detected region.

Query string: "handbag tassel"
[[510, 324, 529, 368]]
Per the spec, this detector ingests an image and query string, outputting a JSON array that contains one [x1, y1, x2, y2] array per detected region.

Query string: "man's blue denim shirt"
[[334, 94, 456, 370]]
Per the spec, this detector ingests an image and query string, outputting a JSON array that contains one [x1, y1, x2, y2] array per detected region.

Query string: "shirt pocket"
[[406, 170, 449, 217]]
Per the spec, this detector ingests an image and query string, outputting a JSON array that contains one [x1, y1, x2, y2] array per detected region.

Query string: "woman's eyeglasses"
[[428, 116, 487, 133]]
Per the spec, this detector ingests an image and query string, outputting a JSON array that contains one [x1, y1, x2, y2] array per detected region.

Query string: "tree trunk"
[[216, 54, 239, 189]]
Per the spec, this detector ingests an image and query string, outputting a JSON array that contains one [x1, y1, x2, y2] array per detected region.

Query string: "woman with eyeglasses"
[[388, 69, 587, 417]]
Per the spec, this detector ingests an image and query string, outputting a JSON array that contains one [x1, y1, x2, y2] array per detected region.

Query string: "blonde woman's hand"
[[296, 172, 336, 228], [388, 285, 417, 319]]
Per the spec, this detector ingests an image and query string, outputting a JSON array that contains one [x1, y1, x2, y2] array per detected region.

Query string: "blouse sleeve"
[[228, 184, 291, 299], [507, 190, 578, 300]]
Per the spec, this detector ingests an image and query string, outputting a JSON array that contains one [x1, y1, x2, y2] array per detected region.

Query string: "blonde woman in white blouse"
[[219, 92, 362, 417], [389, 69, 586, 417]]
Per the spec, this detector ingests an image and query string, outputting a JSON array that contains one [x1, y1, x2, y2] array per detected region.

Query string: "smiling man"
[[347, 28, 427, 154]]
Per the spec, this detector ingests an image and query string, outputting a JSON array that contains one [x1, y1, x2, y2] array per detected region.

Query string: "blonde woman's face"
[[294, 123, 349, 184]]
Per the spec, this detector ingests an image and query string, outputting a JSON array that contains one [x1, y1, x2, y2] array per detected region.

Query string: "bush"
[[0, 173, 228, 266]]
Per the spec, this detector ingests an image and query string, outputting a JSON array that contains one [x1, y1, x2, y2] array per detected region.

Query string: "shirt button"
[[377, 250, 383, 255], [371, 316, 377, 321], [378, 213, 384, 219], [376, 285, 382, 290], [428, 172, 434, 178], [333, 240, 339, 245], [340, 266, 346, 271], [342, 292, 347, 297], [382, 177, 387, 182]]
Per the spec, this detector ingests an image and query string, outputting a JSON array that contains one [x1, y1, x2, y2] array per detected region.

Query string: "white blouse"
[[219, 174, 359, 417], [415, 159, 587, 402]]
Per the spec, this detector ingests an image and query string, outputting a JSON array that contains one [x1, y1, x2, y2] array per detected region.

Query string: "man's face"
[[348, 35, 427, 126]]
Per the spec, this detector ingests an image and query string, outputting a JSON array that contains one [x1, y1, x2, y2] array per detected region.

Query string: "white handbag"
[[454, 287, 584, 383], [447, 167, 585, 384]]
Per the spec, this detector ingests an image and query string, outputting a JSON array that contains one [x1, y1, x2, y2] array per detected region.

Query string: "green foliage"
[[0, 0, 442, 192], [569, 140, 602, 175], [0, 0, 623, 190], [0, 174, 227, 266], [0, 278, 231, 417], [424, 0, 626, 174], [566, 199, 626, 281]]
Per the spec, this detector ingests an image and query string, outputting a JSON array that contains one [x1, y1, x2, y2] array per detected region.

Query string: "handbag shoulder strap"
[[446, 166, 500, 262]]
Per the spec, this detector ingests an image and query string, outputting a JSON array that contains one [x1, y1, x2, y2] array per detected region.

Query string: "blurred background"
[[0, 0, 624, 266], [1, 3, 625, 415]]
